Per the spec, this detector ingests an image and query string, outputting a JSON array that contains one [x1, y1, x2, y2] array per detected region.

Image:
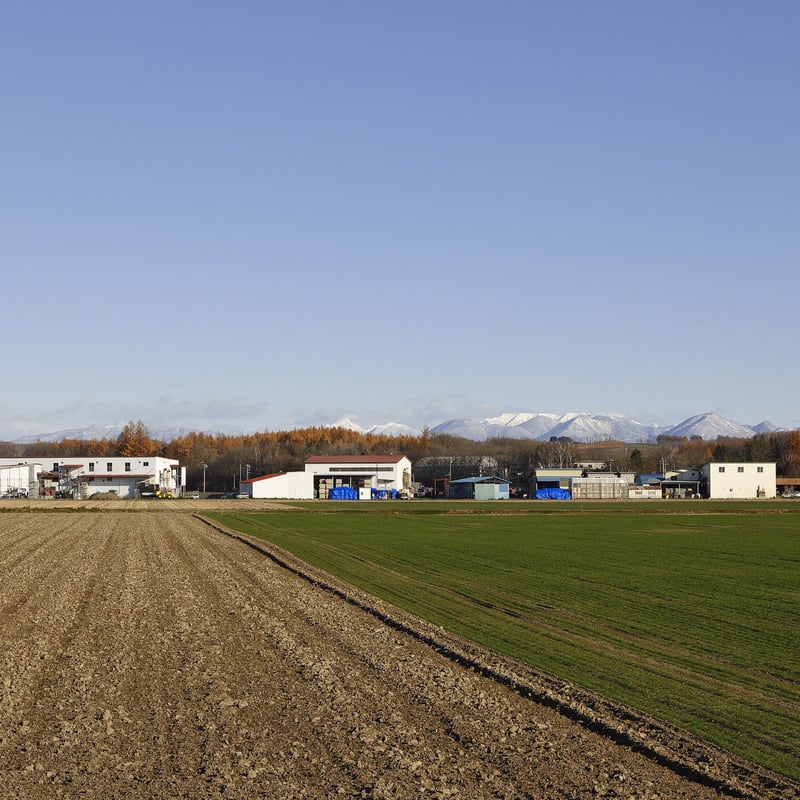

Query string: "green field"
[[208, 502, 800, 780]]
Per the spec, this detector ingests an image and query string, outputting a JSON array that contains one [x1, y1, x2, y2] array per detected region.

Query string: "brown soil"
[[0, 509, 796, 800]]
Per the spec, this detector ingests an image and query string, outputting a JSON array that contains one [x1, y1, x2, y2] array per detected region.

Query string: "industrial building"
[[0, 456, 184, 499]]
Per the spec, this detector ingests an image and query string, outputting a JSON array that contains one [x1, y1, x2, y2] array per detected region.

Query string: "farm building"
[[306, 455, 412, 499], [532, 468, 640, 500], [701, 462, 776, 499], [0, 456, 184, 499], [447, 476, 510, 500], [237, 455, 412, 500], [661, 469, 703, 499], [530, 468, 583, 497]]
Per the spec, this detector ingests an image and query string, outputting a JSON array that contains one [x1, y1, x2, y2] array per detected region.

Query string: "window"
[[107, 462, 113, 472], [143, 461, 149, 467], [89, 462, 95, 472], [718, 466, 725, 473], [757, 466, 764, 473], [738, 466, 744, 473], [53, 462, 59, 471], [125, 462, 131, 472]]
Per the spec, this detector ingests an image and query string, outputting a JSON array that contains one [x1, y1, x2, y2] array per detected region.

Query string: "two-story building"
[[701, 462, 776, 499], [0, 456, 184, 499]]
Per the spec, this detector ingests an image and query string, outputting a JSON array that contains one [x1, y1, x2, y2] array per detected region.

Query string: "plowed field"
[[0, 510, 796, 799]]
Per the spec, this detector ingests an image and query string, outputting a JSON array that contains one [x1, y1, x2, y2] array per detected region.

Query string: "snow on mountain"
[[664, 412, 755, 440], [751, 420, 785, 434], [544, 413, 658, 443], [429, 418, 496, 440], [326, 419, 421, 437], [326, 417, 365, 433], [430, 412, 660, 442], [366, 422, 422, 437], [483, 412, 537, 427], [483, 413, 561, 440]]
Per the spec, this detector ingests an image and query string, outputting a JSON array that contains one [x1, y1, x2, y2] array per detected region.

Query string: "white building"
[[239, 471, 314, 500], [0, 463, 40, 497], [237, 455, 413, 500], [701, 462, 776, 499], [305, 454, 412, 499], [0, 456, 184, 499]]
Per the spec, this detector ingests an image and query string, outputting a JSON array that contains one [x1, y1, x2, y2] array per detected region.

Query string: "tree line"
[[1, 421, 798, 493]]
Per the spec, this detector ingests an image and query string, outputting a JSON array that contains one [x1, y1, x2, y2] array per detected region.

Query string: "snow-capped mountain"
[[423, 411, 779, 442]]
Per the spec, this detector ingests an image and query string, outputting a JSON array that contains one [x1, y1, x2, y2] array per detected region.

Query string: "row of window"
[[54, 461, 150, 473], [718, 466, 764, 473]]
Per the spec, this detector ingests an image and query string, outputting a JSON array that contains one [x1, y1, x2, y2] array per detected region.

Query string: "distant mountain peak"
[[664, 412, 755, 440], [326, 417, 365, 433]]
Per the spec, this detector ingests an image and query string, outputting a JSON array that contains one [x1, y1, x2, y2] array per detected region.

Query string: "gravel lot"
[[0, 507, 796, 799]]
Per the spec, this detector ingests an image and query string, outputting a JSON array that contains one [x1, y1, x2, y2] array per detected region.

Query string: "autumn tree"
[[116, 421, 154, 456]]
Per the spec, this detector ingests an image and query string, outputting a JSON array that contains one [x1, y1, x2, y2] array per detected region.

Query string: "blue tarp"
[[535, 488, 571, 500], [329, 486, 358, 500], [370, 488, 399, 499]]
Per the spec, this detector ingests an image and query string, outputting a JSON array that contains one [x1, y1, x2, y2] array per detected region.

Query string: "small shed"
[[447, 476, 510, 500]]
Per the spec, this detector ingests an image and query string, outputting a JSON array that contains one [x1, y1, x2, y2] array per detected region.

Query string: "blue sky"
[[2, 1, 798, 438]]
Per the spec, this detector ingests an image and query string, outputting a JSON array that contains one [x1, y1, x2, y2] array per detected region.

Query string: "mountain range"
[[6, 412, 787, 445], [331, 412, 784, 443]]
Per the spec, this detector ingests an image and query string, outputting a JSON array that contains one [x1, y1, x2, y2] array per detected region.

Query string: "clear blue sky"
[[2, 1, 798, 438]]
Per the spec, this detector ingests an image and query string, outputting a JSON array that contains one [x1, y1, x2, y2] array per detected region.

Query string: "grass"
[[208, 501, 800, 781]]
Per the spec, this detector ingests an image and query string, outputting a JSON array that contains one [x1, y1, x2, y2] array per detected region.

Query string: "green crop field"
[[208, 502, 800, 781]]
